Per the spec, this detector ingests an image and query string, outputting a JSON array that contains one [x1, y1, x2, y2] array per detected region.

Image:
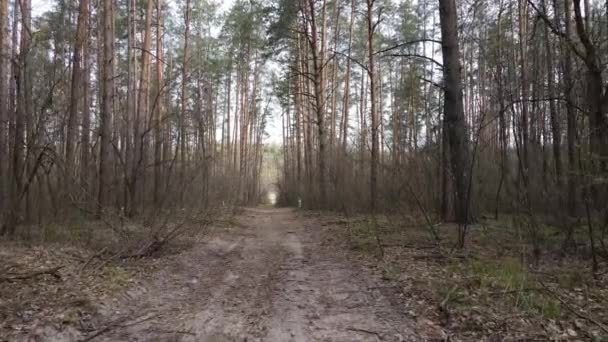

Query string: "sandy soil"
[[86, 207, 416, 341]]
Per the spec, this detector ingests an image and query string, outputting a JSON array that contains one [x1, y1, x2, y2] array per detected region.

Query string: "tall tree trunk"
[[0, 0, 8, 215], [129, 0, 153, 216], [7, 0, 18, 218], [366, 0, 378, 213], [153, 0, 164, 208], [495, 2, 509, 219], [518, 0, 530, 172], [341, 0, 355, 154], [3, 0, 25, 235], [80, 0, 91, 207], [329, 0, 340, 189], [125, 0, 137, 212], [65, 0, 89, 198], [163, 54, 172, 197], [179, 0, 191, 206], [563, 0, 578, 215], [542, 0, 562, 190], [439, 0, 470, 227], [22, 0, 32, 223], [572, 0, 607, 175], [305, 0, 328, 208], [225, 64, 231, 171], [98, 0, 114, 217]]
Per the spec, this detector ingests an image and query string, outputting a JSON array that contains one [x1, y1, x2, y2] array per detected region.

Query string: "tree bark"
[[80, 0, 92, 207], [305, 0, 328, 208], [542, 0, 562, 189], [153, 0, 164, 209], [439, 0, 470, 225], [98, 0, 114, 217], [129, 0, 154, 216], [366, 0, 378, 213], [65, 0, 89, 196], [179, 0, 191, 206], [563, 0, 578, 215], [0, 0, 8, 214]]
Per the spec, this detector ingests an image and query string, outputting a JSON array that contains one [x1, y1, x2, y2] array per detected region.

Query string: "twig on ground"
[[91, 245, 131, 273], [380, 243, 437, 249], [0, 266, 64, 282], [147, 328, 196, 336], [487, 287, 541, 296], [80, 314, 158, 342], [79, 247, 108, 275]]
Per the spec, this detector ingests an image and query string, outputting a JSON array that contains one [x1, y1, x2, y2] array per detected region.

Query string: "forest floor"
[[2, 207, 607, 341]]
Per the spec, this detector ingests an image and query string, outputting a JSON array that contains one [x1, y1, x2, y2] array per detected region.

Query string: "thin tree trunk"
[[0, 0, 8, 214], [366, 0, 378, 213], [541, 0, 562, 190], [518, 0, 530, 172], [153, 0, 164, 208], [125, 0, 137, 212], [98, 0, 114, 217], [179, 0, 191, 206], [80, 3, 91, 206], [22, 0, 32, 223], [329, 0, 340, 178], [563, 0, 578, 216]]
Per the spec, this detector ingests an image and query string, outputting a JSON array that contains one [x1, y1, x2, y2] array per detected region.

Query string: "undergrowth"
[[441, 257, 562, 319], [349, 221, 377, 251]]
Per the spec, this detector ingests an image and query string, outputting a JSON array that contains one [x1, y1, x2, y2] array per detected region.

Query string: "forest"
[[1, 0, 608, 340]]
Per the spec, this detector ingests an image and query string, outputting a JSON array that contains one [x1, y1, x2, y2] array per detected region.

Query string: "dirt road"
[[92, 208, 416, 341]]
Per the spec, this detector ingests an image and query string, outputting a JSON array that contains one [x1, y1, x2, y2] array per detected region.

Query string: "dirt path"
[[91, 208, 416, 341]]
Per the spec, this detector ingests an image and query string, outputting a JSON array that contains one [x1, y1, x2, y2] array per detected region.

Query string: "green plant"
[[470, 257, 527, 291], [349, 221, 377, 252], [435, 284, 468, 307]]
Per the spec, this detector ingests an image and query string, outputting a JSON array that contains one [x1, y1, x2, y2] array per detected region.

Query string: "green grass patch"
[[349, 220, 378, 252], [455, 257, 562, 318], [435, 284, 469, 307], [471, 257, 527, 290]]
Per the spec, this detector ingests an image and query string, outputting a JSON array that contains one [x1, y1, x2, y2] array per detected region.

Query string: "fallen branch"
[[0, 266, 64, 282], [79, 247, 108, 275], [412, 254, 448, 260], [486, 287, 541, 296], [380, 243, 437, 249], [80, 314, 157, 342], [147, 328, 196, 336]]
